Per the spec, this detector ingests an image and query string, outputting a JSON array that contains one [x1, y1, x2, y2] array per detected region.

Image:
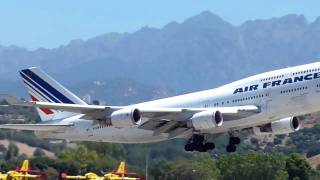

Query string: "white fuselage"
[[36, 62, 320, 143]]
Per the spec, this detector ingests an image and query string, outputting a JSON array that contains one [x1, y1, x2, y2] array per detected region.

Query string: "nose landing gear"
[[184, 134, 215, 152]]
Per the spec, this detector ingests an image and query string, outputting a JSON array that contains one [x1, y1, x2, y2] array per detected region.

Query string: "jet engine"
[[188, 110, 223, 130], [110, 108, 142, 128], [252, 116, 300, 135]]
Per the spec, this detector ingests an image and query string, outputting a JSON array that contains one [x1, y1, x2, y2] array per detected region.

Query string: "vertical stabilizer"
[[19, 67, 87, 121], [116, 161, 126, 174], [19, 160, 29, 172]]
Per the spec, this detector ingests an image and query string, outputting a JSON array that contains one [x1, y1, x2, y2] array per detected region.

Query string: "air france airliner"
[[2, 62, 320, 152]]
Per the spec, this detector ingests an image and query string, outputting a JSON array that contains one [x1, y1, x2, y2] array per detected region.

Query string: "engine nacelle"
[[271, 116, 300, 134], [188, 110, 223, 130], [253, 116, 300, 135], [110, 108, 142, 128]]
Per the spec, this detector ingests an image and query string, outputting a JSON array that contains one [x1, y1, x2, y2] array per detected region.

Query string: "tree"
[[30, 157, 54, 170], [150, 154, 219, 180], [33, 148, 45, 157], [0, 144, 7, 152], [5, 142, 19, 160], [306, 144, 320, 158], [149, 159, 171, 180], [217, 153, 288, 180], [285, 153, 313, 180], [166, 160, 208, 180], [58, 144, 100, 173], [53, 160, 80, 175]]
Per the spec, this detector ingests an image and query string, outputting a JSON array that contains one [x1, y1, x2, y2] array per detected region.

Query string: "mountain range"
[[1, 11, 320, 105]]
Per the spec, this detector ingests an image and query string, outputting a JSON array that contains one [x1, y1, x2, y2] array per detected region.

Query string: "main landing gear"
[[226, 136, 241, 153], [184, 134, 241, 153], [184, 134, 215, 152]]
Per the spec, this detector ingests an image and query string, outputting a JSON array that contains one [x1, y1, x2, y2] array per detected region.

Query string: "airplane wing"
[[5, 96, 259, 119], [139, 106, 259, 119], [10, 174, 40, 178], [138, 106, 260, 138], [4, 96, 261, 136], [0, 123, 74, 131]]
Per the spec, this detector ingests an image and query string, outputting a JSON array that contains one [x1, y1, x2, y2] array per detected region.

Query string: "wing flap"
[[152, 121, 177, 136], [167, 127, 190, 138], [138, 105, 261, 137], [139, 105, 260, 121]]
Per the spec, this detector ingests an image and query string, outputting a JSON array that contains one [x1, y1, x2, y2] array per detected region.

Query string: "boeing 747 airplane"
[[2, 62, 320, 152]]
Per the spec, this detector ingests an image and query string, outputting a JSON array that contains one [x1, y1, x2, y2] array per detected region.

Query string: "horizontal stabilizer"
[[0, 123, 74, 131], [5, 99, 123, 120]]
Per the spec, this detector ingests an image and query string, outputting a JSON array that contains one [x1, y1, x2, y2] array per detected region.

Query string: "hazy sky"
[[0, 0, 319, 49]]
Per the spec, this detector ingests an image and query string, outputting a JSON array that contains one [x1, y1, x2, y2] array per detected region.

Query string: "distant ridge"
[[0, 11, 320, 104]]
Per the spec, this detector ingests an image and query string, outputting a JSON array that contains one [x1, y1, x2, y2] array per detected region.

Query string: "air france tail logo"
[[233, 72, 320, 94]]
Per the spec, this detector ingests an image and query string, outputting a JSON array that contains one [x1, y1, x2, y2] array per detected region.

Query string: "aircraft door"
[[264, 92, 273, 119]]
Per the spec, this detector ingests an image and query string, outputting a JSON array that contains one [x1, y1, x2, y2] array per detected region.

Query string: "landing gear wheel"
[[226, 145, 237, 153], [193, 134, 204, 144], [225, 134, 240, 152], [184, 135, 215, 152], [196, 145, 207, 152], [184, 143, 195, 152], [230, 137, 241, 145], [204, 142, 215, 150]]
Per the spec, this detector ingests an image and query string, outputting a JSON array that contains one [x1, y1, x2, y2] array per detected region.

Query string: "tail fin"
[[19, 67, 87, 121], [19, 160, 29, 172], [116, 161, 126, 175]]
